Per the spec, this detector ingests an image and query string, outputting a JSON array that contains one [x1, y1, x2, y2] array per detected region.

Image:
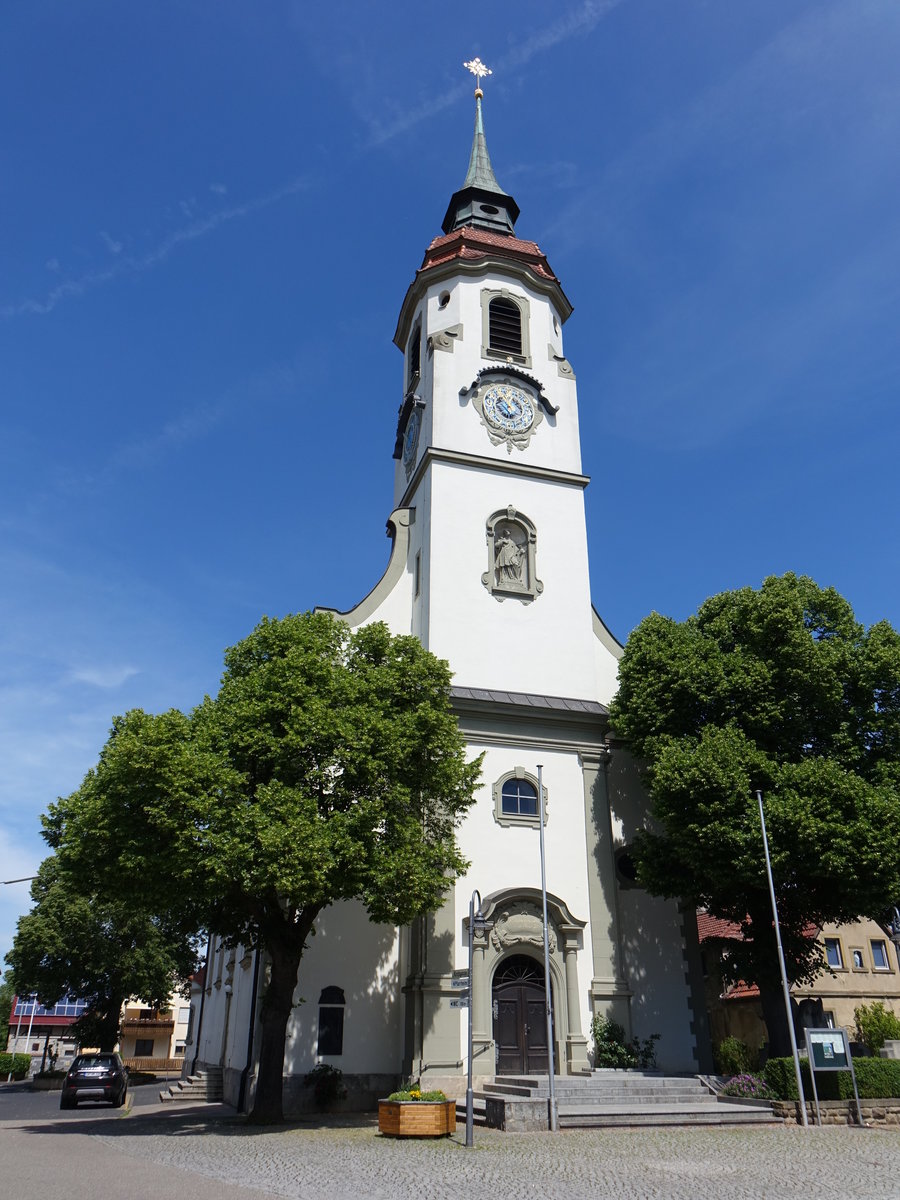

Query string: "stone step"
[[557, 1107, 781, 1129], [159, 1068, 224, 1104], [455, 1097, 488, 1127], [476, 1075, 783, 1131]]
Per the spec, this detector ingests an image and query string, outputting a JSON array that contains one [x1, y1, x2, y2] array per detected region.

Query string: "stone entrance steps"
[[471, 1072, 780, 1130], [159, 1066, 224, 1104]]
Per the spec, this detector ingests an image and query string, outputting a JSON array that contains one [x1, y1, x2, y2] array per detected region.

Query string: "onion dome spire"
[[442, 58, 520, 236]]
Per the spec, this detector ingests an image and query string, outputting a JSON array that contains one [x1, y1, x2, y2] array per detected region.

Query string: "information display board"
[[806, 1028, 850, 1071], [803, 1026, 862, 1126]]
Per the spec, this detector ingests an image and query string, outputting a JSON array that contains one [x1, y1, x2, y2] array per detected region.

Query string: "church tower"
[[328, 64, 706, 1087], [191, 63, 709, 1109]]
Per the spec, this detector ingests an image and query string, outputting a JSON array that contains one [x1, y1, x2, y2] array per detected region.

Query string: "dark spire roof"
[[441, 93, 519, 236]]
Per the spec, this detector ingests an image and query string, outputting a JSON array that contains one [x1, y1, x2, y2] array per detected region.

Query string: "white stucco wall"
[[283, 901, 403, 1075]]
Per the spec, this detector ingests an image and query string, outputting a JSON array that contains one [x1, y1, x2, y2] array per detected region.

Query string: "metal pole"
[[756, 789, 808, 1127], [537, 766, 558, 1132], [465, 888, 482, 1148]]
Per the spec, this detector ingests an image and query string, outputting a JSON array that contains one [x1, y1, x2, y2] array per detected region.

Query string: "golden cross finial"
[[463, 57, 492, 99]]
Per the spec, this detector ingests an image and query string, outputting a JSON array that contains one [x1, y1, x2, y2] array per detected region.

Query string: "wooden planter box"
[[377, 1099, 456, 1137]]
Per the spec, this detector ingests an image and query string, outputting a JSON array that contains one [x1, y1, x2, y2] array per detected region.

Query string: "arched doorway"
[[492, 955, 556, 1075]]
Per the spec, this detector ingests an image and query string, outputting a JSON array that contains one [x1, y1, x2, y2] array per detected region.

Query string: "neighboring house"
[[698, 911, 900, 1053], [191, 84, 712, 1114], [118, 997, 192, 1071], [7, 992, 191, 1075], [6, 995, 86, 1073]]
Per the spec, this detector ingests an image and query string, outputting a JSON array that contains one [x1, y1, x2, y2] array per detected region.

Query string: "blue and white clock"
[[402, 408, 421, 472], [472, 377, 544, 453], [482, 384, 535, 434]]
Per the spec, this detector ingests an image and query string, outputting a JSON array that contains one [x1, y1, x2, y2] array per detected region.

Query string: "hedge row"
[[763, 1056, 900, 1100], [0, 1053, 32, 1080]]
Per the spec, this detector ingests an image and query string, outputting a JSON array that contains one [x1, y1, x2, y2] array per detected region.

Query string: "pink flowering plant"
[[721, 1073, 775, 1100]]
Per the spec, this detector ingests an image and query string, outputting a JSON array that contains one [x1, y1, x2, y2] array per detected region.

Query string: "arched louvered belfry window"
[[488, 297, 522, 356], [407, 322, 421, 389], [317, 985, 345, 1056]]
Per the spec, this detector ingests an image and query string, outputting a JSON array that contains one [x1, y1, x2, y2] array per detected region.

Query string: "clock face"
[[402, 409, 420, 467], [481, 383, 535, 433]]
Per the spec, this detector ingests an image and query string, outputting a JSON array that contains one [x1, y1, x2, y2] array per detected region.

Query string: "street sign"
[[451, 968, 469, 978], [449, 997, 470, 1008], [450, 976, 470, 988]]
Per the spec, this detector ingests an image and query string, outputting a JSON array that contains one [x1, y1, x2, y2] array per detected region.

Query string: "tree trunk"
[[759, 983, 799, 1060], [248, 909, 320, 1125]]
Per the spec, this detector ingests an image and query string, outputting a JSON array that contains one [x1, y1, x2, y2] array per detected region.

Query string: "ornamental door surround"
[[463, 886, 589, 1076]]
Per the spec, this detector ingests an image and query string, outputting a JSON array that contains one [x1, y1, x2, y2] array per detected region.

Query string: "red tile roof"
[[419, 225, 558, 282]]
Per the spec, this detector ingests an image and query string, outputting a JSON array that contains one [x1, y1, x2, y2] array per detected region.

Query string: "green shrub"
[[386, 1088, 448, 1102], [763, 1055, 900, 1100], [714, 1036, 757, 1076], [591, 1015, 659, 1069], [303, 1063, 347, 1109], [0, 1053, 31, 1080], [855, 1002, 900, 1055]]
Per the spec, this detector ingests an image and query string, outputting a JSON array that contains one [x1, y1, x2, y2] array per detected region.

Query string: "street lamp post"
[[887, 907, 900, 971], [536, 765, 558, 1132], [756, 788, 808, 1128], [465, 889, 486, 1148]]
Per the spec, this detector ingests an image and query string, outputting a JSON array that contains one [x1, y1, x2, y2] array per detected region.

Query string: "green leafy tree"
[[855, 1001, 900, 1055], [5, 856, 195, 1051], [609, 573, 900, 1056], [0, 972, 14, 1049], [45, 613, 480, 1122]]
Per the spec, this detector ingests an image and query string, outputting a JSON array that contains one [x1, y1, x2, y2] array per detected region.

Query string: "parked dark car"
[[60, 1053, 128, 1108]]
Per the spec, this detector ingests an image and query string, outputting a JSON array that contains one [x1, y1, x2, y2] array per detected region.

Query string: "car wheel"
[[116, 1088, 127, 1108]]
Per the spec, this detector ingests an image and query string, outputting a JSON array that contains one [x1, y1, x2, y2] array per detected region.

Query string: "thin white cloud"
[[65, 665, 140, 689], [210, 183, 227, 195], [367, 0, 627, 146], [100, 230, 123, 254], [45, 257, 60, 272], [2, 173, 315, 320]]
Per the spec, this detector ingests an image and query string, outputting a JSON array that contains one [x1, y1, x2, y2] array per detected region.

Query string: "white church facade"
[[189, 82, 711, 1111]]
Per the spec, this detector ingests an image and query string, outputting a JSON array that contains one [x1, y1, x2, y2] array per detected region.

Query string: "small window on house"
[[823, 1010, 836, 1028], [872, 940, 891, 970], [178, 1007, 191, 1024], [851, 948, 865, 970], [501, 778, 538, 817], [414, 551, 421, 597], [824, 938, 843, 969], [32, 1042, 39, 1052], [317, 986, 345, 1056], [407, 324, 421, 388], [175, 1042, 186, 1055], [135, 1038, 154, 1057], [488, 297, 522, 356], [438, 290, 450, 309]]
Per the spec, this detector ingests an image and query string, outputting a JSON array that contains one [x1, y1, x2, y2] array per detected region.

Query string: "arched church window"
[[482, 506, 543, 603], [317, 985, 345, 1056], [407, 322, 421, 389], [493, 767, 547, 828], [501, 778, 538, 817], [489, 297, 522, 356]]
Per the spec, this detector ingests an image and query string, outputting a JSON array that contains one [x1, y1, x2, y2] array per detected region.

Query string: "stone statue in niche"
[[494, 523, 527, 589], [482, 505, 543, 602]]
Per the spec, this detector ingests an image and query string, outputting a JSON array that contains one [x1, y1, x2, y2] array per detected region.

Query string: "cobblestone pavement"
[[85, 1108, 900, 1200]]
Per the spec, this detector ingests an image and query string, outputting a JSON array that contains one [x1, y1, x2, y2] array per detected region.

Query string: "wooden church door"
[[492, 955, 554, 1075]]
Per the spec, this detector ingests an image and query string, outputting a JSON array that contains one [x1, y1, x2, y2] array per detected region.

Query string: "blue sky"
[[2, 0, 899, 966]]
